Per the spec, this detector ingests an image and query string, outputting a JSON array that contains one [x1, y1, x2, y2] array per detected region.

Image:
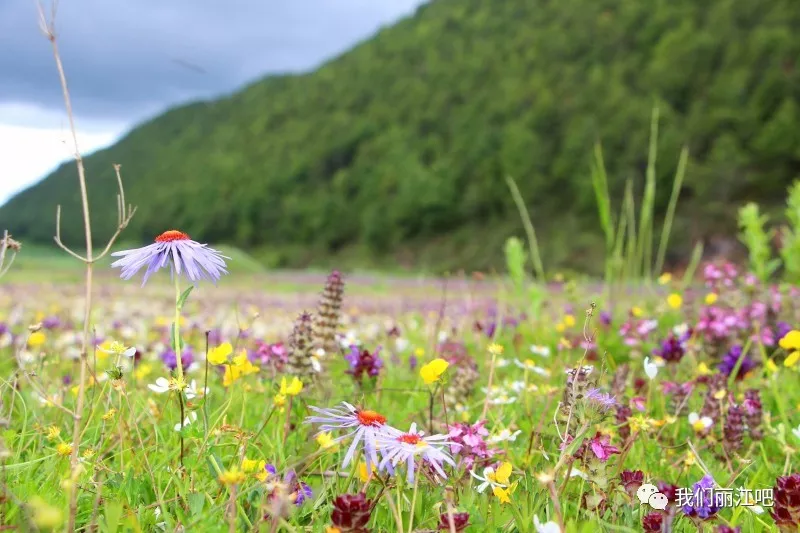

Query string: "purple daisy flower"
[[586, 388, 617, 412], [304, 402, 399, 470], [110, 230, 229, 286], [376, 422, 455, 484]]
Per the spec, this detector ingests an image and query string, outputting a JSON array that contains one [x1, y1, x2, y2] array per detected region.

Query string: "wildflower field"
[[1, 231, 800, 533]]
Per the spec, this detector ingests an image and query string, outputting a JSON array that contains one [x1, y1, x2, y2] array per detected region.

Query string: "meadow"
[[1, 234, 799, 533]]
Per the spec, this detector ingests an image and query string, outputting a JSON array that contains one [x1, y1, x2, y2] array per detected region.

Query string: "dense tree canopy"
[[2, 0, 799, 273]]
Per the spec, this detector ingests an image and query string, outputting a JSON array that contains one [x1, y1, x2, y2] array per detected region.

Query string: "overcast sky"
[[0, 0, 426, 205]]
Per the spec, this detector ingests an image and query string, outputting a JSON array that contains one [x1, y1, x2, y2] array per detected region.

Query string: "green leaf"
[[101, 500, 124, 533], [177, 286, 194, 310], [188, 492, 205, 516]]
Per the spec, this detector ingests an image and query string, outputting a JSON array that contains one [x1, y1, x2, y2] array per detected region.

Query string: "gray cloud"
[[0, 0, 426, 121]]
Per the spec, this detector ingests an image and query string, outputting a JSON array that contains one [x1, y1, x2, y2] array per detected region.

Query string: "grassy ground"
[[0, 251, 797, 532]]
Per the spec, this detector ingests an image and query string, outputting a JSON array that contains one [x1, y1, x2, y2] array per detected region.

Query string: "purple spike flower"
[[718, 345, 757, 380], [682, 474, 721, 519], [110, 230, 229, 286]]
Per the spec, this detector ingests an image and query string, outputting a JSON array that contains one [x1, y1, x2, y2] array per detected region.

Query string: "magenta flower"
[[111, 230, 229, 286], [587, 432, 620, 462], [447, 420, 499, 470]]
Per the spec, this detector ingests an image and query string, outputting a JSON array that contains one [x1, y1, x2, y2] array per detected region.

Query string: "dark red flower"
[[642, 512, 663, 532], [437, 512, 470, 531], [771, 473, 800, 532], [331, 493, 373, 532], [620, 470, 644, 499]]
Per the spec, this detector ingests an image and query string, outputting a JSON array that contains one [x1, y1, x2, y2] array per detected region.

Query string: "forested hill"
[[1, 0, 799, 273]]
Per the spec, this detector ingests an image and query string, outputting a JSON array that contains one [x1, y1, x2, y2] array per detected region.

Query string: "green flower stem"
[[174, 274, 184, 380]]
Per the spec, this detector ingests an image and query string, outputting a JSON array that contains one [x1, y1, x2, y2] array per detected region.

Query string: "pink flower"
[[588, 433, 620, 462]]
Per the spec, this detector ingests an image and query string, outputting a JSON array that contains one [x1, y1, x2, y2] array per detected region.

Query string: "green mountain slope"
[[2, 0, 799, 273]]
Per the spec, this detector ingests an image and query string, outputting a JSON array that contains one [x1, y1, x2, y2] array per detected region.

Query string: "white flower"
[[184, 380, 209, 400], [496, 358, 510, 368], [569, 468, 589, 480], [310, 355, 322, 373], [643, 357, 658, 380], [530, 344, 551, 357], [437, 331, 449, 342], [395, 338, 409, 352], [489, 395, 517, 406], [469, 466, 509, 493], [148, 377, 171, 394], [338, 330, 360, 348], [489, 429, 522, 443], [688, 412, 713, 432], [314, 347, 326, 358], [513, 359, 550, 376], [792, 424, 800, 441], [673, 323, 689, 337], [174, 411, 197, 432], [534, 515, 561, 533], [99, 340, 136, 357]]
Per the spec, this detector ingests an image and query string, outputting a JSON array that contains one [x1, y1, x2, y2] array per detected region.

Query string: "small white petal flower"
[[489, 429, 522, 443], [688, 412, 713, 432], [643, 357, 658, 380], [174, 411, 197, 432], [148, 377, 171, 394], [534, 515, 561, 533], [791, 424, 800, 441]]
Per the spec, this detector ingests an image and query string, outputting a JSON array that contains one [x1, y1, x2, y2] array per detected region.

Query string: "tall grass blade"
[[681, 240, 704, 290], [505, 175, 546, 282], [623, 179, 638, 281], [654, 146, 689, 277], [637, 106, 659, 282]]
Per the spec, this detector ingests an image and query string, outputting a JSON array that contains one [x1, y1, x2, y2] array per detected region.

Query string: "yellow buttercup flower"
[[358, 461, 375, 483], [242, 457, 266, 478], [563, 315, 576, 328], [273, 393, 286, 407], [631, 306, 643, 317], [28, 331, 46, 347], [488, 343, 504, 356], [705, 293, 718, 305], [219, 467, 247, 486], [316, 432, 337, 450], [414, 347, 425, 358], [555, 322, 566, 333], [696, 362, 712, 377], [279, 376, 304, 396], [488, 462, 512, 485], [667, 293, 683, 309], [658, 273, 672, 285], [56, 442, 73, 457], [207, 342, 233, 365], [779, 330, 800, 351], [420, 358, 449, 385]]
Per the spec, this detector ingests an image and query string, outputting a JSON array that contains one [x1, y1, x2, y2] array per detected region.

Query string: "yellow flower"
[[766, 358, 779, 373], [779, 330, 800, 351], [223, 352, 259, 386], [658, 273, 672, 285], [558, 337, 572, 350], [784, 351, 800, 367], [219, 467, 247, 486], [316, 432, 337, 450], [705, 293, 718, 305], [135, 363, 153, 380], [326, 528, 342, 533], [420, 358, 450, 384], [628, 415, 658, 433], [358, 461, 375, 483], [563, 314, 576, 328], [713, 389, 727, 400], [279, 376, 304, 396], [667, 293, 683, 309], [684, 452, 696, 466], [56, 442, 73, 457], [493, 485, 511, 504], [82, 448, 95, 459], [488, 343, 504, 356], [696, 362, 712, 376], [273, 393, 286, 407], [555, 322, 565, 333], [46, 426, 61, 441], [242, 458, 266, 474], [489, 462, 512, 485], [208, 342, 233, 365], [28, 497, 63, 529], [28, 331, 46, 347], [414, 347, 425, 358], [631, 306, 643, 317], [102, 408, 117, 421]]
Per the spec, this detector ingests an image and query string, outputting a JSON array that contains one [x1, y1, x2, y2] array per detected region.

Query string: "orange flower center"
[[155, 230, 190, 243], [398, 433, 421, 445], [356, 409, 386, 427]]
